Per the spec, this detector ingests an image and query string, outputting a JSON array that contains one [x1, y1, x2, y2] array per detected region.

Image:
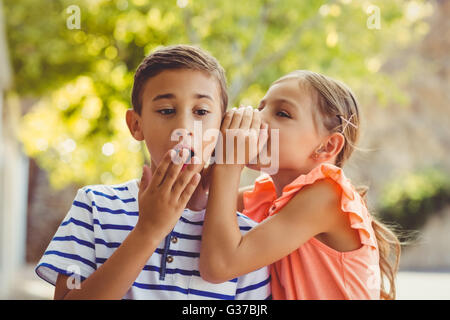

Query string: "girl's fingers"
[[239, 106, 254, 130], [178, 172, 202, 205], [220, 109, 234, 131], [171, 156, 203, 199], [250, 109, 262, 131], [258, 122, 269, 154], [160, 148, 190, 192], [229, 107, 245, 129], [151, 149, 176, 187]]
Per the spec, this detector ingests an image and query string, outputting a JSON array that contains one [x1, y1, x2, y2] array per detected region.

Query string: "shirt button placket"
[[159, 230, 173, 281]]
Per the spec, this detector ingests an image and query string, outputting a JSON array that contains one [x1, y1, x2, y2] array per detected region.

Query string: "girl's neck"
[[269, 164, 318, 198]]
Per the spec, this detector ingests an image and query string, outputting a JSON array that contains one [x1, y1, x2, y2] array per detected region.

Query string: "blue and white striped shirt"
[[35, 179, 271, 299]]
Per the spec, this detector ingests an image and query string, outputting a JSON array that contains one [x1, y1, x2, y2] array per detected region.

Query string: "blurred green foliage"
[[378, 169, 450, 240], [4, 0, 433, 188]]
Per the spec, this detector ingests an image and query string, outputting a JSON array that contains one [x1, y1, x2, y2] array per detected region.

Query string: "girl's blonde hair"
[[275, 70, 401, 300]]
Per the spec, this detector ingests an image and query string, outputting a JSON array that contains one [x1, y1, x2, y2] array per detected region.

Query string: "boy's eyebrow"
[[152, 93, 214, 102], [152, 93, 176, 101]]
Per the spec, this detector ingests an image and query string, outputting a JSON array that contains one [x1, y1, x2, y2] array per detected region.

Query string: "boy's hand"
[[136, 148, 203, 241], [217, 105, 268, 168]]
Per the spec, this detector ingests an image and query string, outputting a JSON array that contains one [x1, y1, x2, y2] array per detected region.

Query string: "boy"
[[35, 45, 270, 299]]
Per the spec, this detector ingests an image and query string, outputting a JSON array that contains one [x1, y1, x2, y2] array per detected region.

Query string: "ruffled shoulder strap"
[[243, 164, 378, 249], [284, 163, 378, 249], [242, 175, 277, 223]]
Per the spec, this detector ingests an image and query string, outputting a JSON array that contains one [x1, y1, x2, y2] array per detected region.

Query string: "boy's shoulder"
[[78, 178, 140, 200], [235, 211, 259, 230]]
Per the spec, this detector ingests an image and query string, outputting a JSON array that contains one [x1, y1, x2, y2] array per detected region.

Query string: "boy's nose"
[[174, 130, 193, 137]]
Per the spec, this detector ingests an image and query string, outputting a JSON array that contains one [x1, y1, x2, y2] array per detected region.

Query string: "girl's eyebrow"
[[195, 93, 214, 101], [274, 98, 297, 109], [261, 98, 298, 110]]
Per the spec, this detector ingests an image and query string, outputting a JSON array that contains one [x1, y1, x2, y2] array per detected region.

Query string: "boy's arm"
[[200, 165, 341, 283], [54, 149, 203, 299], [54, 225, 160, 300]]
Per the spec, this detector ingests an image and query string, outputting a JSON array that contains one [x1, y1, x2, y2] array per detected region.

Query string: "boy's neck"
[[186, 165, 212, 211], [186, 185, 208, 211]]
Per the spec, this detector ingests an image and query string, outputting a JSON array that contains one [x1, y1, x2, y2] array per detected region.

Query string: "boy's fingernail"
[[191, 156, 200, 164]]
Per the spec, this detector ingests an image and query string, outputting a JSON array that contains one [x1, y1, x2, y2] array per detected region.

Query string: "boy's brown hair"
[[131, 44, 228, 115]]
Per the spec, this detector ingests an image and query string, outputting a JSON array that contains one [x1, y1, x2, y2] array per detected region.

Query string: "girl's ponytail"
[[356, 185, 401, 300]]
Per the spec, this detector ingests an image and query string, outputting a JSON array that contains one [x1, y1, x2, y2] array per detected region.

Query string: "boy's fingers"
[[160, 148, 190, 191], [178, 173, 201, 205], [171, 156, 203, 199], [152, 149, 175, 187], [139, 164, 152, 194]]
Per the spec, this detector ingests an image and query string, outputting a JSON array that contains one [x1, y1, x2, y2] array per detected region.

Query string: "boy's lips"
[[173, 144, 195, 165]]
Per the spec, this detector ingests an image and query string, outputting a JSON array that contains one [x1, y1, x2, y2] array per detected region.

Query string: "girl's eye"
[[195, 109, 210, 116], [158, 109, 175, 115], [276, 110, 291, 118]]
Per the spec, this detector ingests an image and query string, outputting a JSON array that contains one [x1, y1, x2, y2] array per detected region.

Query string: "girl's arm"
[[200, 165, 343, 283], [237, 185, 254, 213]]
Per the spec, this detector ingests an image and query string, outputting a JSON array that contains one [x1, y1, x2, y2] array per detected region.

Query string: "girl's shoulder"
[[284, 163, 356, 200], [280, 163, 378, 250], [302, 163, 378, 250]]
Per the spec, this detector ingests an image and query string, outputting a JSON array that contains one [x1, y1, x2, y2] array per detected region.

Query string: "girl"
[[200, 70, 401, 300]]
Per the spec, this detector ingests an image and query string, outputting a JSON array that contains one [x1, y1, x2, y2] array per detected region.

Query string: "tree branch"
[[228, 0, 273, 104], [228, 2, 333, 105]]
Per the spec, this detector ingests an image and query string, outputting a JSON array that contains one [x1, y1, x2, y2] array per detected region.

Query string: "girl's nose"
[[259, 112, 271, 128]]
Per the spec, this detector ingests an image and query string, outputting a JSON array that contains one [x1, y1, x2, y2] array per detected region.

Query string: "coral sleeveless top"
[[243, 163, 381, 300]]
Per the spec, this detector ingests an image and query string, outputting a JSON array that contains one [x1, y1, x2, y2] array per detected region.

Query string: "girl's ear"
[[313, 132, 345, 161], [126, 109, 145, 141]]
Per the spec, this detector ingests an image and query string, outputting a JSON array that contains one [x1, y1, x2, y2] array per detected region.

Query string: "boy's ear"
[[126, 109, 144, 141], [313, 132, 345, 161]]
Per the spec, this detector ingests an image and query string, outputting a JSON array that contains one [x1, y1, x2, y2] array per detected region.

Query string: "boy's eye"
[[276, 110, 291, 118], [158, 108, 175, 115]]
